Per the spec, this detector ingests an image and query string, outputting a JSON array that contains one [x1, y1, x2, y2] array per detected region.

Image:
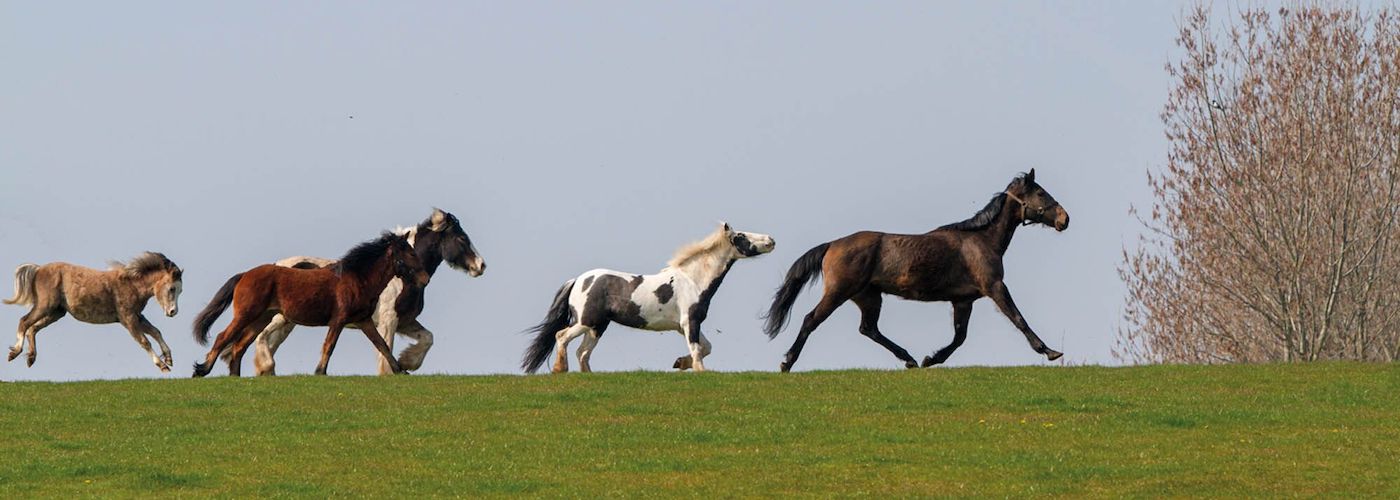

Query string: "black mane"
[[937, 172, 1034, 232], [333, 232, 398, 276], [938, 193, 1007, 231]]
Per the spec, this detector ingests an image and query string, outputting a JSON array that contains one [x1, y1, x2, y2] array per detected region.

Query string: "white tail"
[[3, 264, 39, 306]]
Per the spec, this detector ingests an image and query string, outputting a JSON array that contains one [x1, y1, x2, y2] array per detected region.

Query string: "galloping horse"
[[763, 170, 1069, 372], [4, 252, 183, 372], [522, 223, 775, 373], [191, 232, 430, 377], [227, 208, 485, 375]]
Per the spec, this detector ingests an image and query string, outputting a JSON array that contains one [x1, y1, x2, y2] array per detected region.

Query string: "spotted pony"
[[522, 223, 775, 373]]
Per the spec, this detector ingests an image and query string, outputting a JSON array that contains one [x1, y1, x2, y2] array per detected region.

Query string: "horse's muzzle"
[[1053, 207, 1070, 232], [469, 258, 486, 277], [166, 307, 178, 317]]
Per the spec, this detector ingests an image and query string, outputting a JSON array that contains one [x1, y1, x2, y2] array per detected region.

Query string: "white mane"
[[665, 227, 736, 285]]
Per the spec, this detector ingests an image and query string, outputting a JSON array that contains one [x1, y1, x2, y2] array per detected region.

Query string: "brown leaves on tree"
[[1118, 5, 1400, 363]]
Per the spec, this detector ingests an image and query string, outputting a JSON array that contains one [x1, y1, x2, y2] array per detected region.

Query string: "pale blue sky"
[[2, 1, 1182, 380]]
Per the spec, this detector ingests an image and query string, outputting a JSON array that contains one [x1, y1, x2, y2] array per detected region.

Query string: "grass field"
[[1, 363, 1397, 497]]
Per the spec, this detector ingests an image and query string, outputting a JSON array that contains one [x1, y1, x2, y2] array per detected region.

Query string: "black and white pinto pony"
[[217, 208, 485, 375], [522, 223, 775, 373]]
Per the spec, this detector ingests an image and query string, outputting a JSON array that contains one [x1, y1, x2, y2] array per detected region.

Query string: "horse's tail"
[[762, 242, 830, 338], [2, 264, 39, 306], [193, 272, 243, 346], [521, 278, 576, 373]]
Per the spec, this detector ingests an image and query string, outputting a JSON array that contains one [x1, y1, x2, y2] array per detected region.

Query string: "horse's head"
[[389, 233, 432, 288], [152, 265, 183, 317], [722, 222, 776, 258], [1006, 169, 1069, 232], [114, 252, 182, 317], [156, 267, 183, 317], [423, 208, 486, 277]]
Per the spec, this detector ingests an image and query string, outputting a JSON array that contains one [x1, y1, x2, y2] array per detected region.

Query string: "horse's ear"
[[1026, 168, 1036, 184], [719, 221, 732, 233], [430, 208, 449, 232]]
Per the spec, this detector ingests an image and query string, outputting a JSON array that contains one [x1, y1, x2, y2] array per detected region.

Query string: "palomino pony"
[[4, 252, 183, 372], [522, 223, 775, 373], [227, 208, 485, 376], [763, 170, 1070, 372], [191, 232, 430, 377]]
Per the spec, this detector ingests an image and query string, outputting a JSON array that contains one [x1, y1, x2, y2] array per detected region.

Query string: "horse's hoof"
[[159, 366, 171, 373], [779, 361, 792, 373], [1045, 349, 1063, 361], [673, 356, 692, 371], [26, 355, 35, 367], [904, 360, 919, 369], [921, 356, 937, 368], [6, 350, 18, 362]]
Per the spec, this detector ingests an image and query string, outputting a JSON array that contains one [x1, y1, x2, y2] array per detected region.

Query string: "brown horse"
[[191, 232, 430, 377], [4, 253, 183, 372], [762, 170, 1070, 372]]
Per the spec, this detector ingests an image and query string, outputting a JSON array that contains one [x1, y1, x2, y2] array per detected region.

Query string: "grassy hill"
[[1, 363, 1396, 497]]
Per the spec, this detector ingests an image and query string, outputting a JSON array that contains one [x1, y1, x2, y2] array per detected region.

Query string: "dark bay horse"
[[191, 232, 430, 377], [763, 170, 1070, 372]]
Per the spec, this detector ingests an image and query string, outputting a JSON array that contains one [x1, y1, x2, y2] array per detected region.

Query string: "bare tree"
[[1119, 5, 1400, 363]]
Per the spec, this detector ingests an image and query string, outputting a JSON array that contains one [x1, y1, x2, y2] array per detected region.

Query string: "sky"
[[1, 1, 1184, 381]]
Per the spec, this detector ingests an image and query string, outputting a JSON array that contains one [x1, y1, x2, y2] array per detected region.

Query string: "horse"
[[762, 169, 1070, 372], [224, 208, 485, 376], [4, 252, 183, 373], [522, 222, 775, 374], [190, 232, 430, 377]]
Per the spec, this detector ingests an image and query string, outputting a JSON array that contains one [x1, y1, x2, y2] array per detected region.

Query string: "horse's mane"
[[109, 252, 181, 279], [667, 227, 732, 269], [937, 173, 1031, 232], [937, 193, 1008, 231], [334, 232, 398, 276]]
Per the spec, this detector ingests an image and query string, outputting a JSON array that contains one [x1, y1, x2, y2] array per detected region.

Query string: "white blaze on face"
[[468, 242, 485, 276], [159, 280, 182, 317]]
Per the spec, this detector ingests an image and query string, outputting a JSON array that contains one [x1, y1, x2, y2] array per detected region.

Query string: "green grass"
[[1, 363, 1397, 497]]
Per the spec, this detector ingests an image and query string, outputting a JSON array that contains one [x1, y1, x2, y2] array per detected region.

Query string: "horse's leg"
[[356, 320, 403, 375], [395, 320, 433, 372], [9, 309, 38, 361], [987, 281, 1062, 361], [225, 326, 268, 377], [314, 322, 346, 376], [195, 304, 266, 377], [253, 314, 291, 376], [923, 300, 973, 367], [675, 313, 710, 372], [138, 316, 175, 370], [122, 315, 170, 373], [576, 328, 601, 373], [21, 310, 63, 367], [851, 290, 918, 368], [781, 290, 851, 373], [552, 324, 588, 373], [676, 330, 712, 372], [373, 311, 399, 376]]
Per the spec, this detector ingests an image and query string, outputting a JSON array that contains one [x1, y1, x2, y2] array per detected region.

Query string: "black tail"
[[762, 242, 830, 338], [521, 279, 576, 373], [192, 273, 243, 346]]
